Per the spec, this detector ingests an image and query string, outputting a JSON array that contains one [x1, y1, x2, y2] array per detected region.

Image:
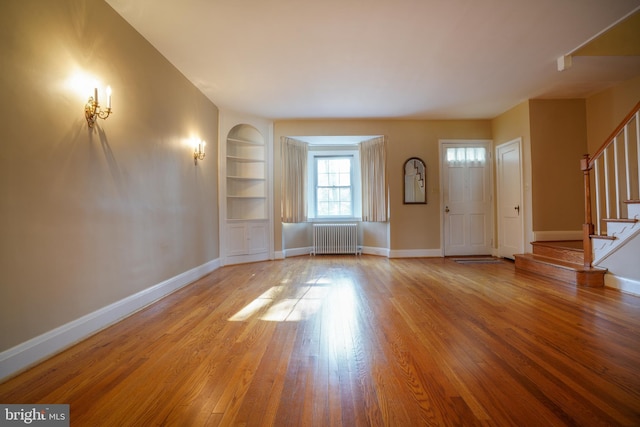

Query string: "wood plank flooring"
[[1, 256, 640, 426]]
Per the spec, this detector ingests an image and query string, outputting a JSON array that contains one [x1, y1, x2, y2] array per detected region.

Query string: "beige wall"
[[491, 101, 534, 247], [273, 120, 492, 253], [586, 75, 640, 153], [0, 1, 219, 351], [529, 99, 587, 231], [491, 101, 531, 146], [491, 87, 640, 240]]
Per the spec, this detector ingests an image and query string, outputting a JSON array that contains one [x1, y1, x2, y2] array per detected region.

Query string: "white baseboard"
[[0, 258, 220, 381], [533, 230, 582, 241], [389, 249, 442, 258], [605, 274, 640, 297], [274, 250, 285, 260], [283, 246, 390, 258], [224, 253, 270, 265], [280, 246, 443, 259], [282, 247, 313, 258], [362, 246, 390, 257]]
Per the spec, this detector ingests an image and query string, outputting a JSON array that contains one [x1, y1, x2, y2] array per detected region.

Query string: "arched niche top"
[[228, 124, 264, 145]]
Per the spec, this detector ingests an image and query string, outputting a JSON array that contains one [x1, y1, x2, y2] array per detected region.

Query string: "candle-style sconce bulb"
[[193, 140, 206, 165], [85, 86, 113, 128]]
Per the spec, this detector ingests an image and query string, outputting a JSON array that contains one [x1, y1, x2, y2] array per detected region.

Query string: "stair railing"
[[581, 101, 640, 267]]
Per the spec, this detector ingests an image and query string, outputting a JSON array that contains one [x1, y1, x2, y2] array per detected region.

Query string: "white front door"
[[496, 139, 524, 259], [442, 141, 493, 256]]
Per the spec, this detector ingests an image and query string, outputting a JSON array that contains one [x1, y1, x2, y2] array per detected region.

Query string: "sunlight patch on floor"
[[228, 279, 334, 322]]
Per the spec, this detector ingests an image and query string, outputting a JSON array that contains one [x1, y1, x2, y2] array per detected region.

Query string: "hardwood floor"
[[2, 256, 640, 426]]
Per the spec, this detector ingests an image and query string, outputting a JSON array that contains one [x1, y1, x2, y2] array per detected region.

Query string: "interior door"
[[442, 141, 493, 256], [496, 139, 524, 259]]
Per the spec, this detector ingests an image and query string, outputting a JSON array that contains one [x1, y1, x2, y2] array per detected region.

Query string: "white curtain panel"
[[281, 137, 308, 223], [360, 136, 388, 222]]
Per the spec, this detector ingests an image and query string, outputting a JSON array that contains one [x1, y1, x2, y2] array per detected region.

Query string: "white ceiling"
[[105, 0, 640, 120]]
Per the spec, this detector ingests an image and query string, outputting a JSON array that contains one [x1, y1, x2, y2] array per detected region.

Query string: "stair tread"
[[624, 199, 640, 204], [591, 234, 617, 240], [603, 218, 638, 223], [514, 253, 605, 272]]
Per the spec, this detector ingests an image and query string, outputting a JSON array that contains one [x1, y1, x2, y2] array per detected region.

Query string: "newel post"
[[581, 154, 594, 267]]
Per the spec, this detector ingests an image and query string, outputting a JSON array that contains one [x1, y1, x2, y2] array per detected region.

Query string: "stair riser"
[[532, 246, 583, 264], [606, 221, 638, 237], [515, 256, 605, 287], [516, 257, 577, 284]]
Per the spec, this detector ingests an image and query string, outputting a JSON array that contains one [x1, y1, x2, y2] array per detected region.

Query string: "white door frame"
[[439, 139, 494, 257], [496, 138, 525, 258]]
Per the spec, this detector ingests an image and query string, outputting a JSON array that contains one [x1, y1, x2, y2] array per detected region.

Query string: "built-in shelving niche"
[[226, 125, 267, 221]]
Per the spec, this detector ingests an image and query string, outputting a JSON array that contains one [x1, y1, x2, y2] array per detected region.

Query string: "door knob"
[[445, 206, 450, 213], [514, 205, 520, 214]]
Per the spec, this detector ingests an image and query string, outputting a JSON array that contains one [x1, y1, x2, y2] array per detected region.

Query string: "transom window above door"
[[446, 147, 486, 165]]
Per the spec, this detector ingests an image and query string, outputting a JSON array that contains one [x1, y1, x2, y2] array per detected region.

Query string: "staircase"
[[515, 241, 606, 287], [515, 101, 640, 288], [591, 200, 640, 262]]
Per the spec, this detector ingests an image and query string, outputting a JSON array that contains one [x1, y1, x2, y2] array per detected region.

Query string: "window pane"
[[446, 147, 486, 165], [317, 188, 329, 201], [327, 160, 337, 174], [318, 202, 329, 216], [469, 147, 486, 163], [341, 204, 349, 215], [328, 202, 340, 216], [318, 159, 328, 173], [329, 187, 339, 202]]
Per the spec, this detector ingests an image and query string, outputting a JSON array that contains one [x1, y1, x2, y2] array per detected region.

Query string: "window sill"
[[307, 217, 362, 223]]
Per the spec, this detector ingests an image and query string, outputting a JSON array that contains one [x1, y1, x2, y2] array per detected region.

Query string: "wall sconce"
[[193, 140, 206, 165], [85, 86, 112, 127]]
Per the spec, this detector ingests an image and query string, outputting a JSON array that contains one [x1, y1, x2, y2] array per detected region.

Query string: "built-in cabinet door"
[[248, 222, 268, 254], [227, 223, 248, 256], [226, 221, 269, 261]]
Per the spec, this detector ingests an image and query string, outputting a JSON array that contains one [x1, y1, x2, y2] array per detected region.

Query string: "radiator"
[[312, 223, 360, 255]]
